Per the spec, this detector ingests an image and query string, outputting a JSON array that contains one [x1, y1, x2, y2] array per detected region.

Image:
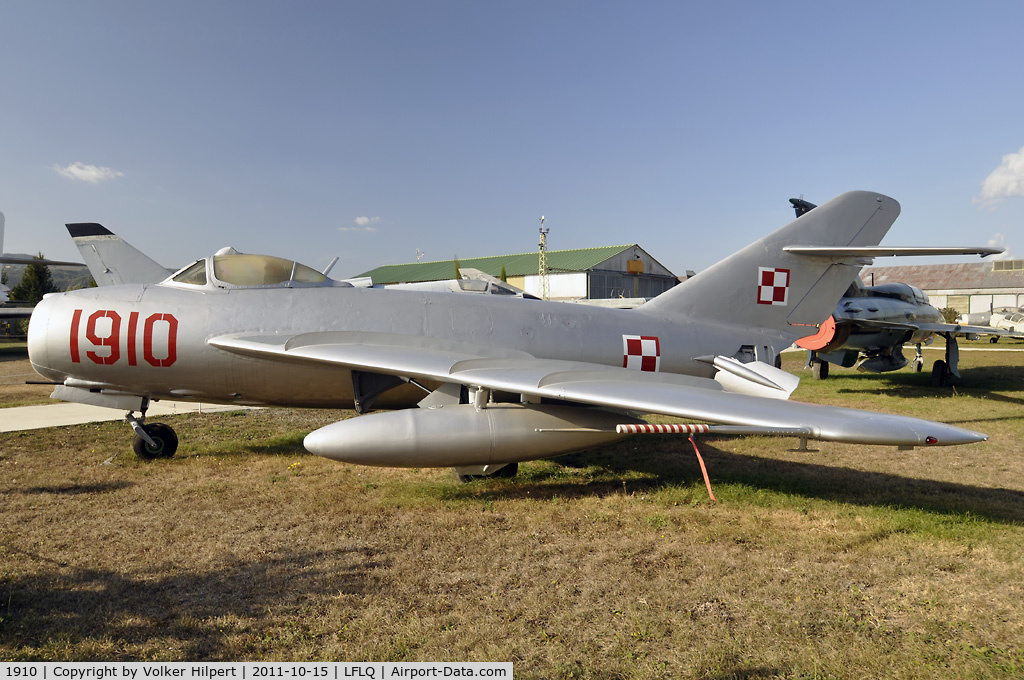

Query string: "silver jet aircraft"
[[787, 199, 1009, 385], [26, 191, 987, 477], [799, 278, 1010, 385], [1, 211, 87, 319]]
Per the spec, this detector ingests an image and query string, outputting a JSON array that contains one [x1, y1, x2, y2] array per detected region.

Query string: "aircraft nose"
[[27, 294, 57, 381]]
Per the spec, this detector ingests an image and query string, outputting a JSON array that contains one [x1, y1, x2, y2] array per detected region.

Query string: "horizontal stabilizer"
[[784, 246, 1003, 258]]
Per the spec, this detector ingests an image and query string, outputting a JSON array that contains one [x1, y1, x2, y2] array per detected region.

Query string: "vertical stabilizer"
[[66, 223, 172, 286], [639, 191, 900, 338]]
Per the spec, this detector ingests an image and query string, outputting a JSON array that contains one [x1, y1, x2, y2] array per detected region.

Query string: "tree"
[[939, 307, 960, 324], [499, 264, 507, 282], [10, 254, 60, 304]]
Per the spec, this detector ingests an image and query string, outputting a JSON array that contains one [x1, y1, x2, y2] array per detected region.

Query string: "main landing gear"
[[126, 410, 179, 460], [930, 359, 954, 387], [805, 350, 830, 379], [453, 462, 519, 483], [929, 332, 962, 387]]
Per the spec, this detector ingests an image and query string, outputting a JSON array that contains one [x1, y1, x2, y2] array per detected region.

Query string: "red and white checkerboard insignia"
[[757, 267, 790, 305], [622, 335, 660, 372]]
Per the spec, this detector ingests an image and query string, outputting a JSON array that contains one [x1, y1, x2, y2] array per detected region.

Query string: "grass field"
[[2, 343, 1024, 678]]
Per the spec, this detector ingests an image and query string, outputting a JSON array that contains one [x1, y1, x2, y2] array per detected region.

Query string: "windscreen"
[[212, 254, 327, 286], [171, 260, 208, 286]]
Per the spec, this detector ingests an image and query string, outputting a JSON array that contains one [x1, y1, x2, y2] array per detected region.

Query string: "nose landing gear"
[[126, 410, 179, 460]]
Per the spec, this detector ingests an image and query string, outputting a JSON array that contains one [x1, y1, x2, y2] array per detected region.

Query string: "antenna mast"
[[538, 216, 550, 300]]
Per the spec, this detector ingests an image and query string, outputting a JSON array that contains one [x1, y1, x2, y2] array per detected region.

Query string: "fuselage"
[[836, 295, 944, 350], [27, 280, 790, 410]]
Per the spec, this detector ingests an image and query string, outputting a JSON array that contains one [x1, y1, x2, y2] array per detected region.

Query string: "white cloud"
[[339, 216, 381, 232], [975, 146, 1024, 207], [54, 162, 124, 183], [986, 232, 1013, 260]]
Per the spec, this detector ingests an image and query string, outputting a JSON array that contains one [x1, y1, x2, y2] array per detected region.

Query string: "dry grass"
[[1, 343, 1023, 678]]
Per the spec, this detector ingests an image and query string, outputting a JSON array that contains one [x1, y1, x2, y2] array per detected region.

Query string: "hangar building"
[[861, 259, 1024, 314], [357, 244, 681, 301]]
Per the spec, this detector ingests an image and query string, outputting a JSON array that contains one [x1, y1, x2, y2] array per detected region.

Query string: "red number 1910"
[[70, 309, 178, 367]]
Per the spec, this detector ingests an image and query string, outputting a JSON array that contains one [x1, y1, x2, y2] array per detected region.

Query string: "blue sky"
[[2, 1, 1023, 279]]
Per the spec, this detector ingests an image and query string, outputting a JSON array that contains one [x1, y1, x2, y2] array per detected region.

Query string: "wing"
[[209, 331, 985, 447], [0, 307, 33, 319], [833, 317, 1015, 338], [783, 246, 1003, 259], [911, 321, 1019, 338], [0, 255, 86, 266], [836, 318, 1019, 338]]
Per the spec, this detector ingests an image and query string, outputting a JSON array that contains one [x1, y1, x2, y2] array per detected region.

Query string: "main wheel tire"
[[811, 360, 829, 380], [930, 360, 948, 387], [492, 462, 519, 478], [132, 423, 179, 460]]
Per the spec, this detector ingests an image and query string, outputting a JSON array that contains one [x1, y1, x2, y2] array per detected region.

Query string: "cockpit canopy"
[[869, 282, 930, 306], [168, 251, 337, 289], [846, 280, 930, 306]]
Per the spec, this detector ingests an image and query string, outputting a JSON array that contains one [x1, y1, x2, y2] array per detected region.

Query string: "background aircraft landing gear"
[[930, 360, 953, 388], [913, 343, 924, 372], [811, 359, 829, 380], [129, 420, 179, 460]]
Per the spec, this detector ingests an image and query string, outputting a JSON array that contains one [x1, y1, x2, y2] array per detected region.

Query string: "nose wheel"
[[126, 411, 179, 460], [132, 423, 179, 460]]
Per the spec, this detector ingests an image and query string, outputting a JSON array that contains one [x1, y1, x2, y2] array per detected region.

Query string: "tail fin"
[[66, 223, 172, 286], [640, 191, 901, 337]]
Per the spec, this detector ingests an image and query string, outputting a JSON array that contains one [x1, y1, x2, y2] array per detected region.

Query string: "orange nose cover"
[[795, 315, 838, 351]]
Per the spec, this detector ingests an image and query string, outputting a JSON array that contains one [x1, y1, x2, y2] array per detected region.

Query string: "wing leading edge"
[[208, 332, 987, 448]]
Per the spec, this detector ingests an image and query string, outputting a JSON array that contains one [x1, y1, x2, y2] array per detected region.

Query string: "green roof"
[[357, 245, 636, 284]]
